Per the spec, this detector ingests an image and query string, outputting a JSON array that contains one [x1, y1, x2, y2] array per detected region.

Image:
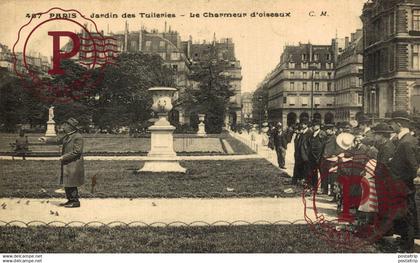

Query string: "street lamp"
[[309, 65, 317, 120], [258, 95, 263, 131]]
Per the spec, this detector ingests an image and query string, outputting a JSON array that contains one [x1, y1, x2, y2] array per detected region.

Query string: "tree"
[[91, 52, 176, 132], [188, 60, 234, 133]]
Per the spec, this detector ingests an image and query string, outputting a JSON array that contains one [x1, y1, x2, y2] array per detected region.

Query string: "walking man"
[[40, 117, 85, 208], [308, 119, 326, 189], [273, 122, 288, 169]]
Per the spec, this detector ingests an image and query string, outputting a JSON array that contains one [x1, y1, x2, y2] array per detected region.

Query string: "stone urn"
[[139, 87, 186, 173], [197, 113, 206, 136]]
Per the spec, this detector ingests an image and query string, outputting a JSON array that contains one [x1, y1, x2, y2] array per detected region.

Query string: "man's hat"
[[65, 117, 80, 130], [391, 110, 411, 122], [336, 132, 355, 150], [358, 114, 370, 124], [276, 122, 282, 128], [372, 122, 393, 133]]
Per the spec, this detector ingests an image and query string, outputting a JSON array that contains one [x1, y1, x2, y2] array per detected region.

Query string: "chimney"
[[164, 21, 167, 32], [345, 36, 349, 48]]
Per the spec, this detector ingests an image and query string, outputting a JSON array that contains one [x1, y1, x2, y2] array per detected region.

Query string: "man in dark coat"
[[293, 117, 312, 185], [308, 119, 327, 189], [273, 122, 288, 169], [41, 117, 85, 208], [388, 111, 419, 252], [320, 123, 339, 195]]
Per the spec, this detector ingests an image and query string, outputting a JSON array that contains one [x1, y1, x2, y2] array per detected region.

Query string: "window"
[[145, 40, 151, 51], [158, 52, 166, 60], [302, 62, 308, 69], [302, 54, 308, 61], [170, 52, 180, 60], [328, 72, 332, 79], [413, 44, 420, 70], [315, 82, 320, 91], [290, 72, 294, 78], [315, 72, 320, 79], [303, 82, 307, 91], [160, 41, 166, 47], [313, 53, 319, 61], [358, 77, 363, 87], [326, 53, 331, 60], [358, 94, 363, 105], [172, 64, 178, 71], [303, 72, 307, 79], [289, 97, 296, 106], [327, 82, 332, 91], [413, 10, 420, 31], [314, 97, 320, 106], [301, 97, 308, 106], [290, 82, 295, 90], [283, 97, 287, 104], [289, 62, 295, 69]]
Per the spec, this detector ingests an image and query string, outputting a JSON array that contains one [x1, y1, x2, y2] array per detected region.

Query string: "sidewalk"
[[230, 131, 295, 175], [0, 154, 262, 161], [0, 196, 335, 227]]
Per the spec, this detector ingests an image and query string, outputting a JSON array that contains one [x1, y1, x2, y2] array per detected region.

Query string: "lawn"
[[0, 159, 297, 198], [0, 224, 380, 253], [0, 132, 254, 155]]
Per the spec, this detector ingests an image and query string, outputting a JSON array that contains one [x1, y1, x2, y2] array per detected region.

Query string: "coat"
[[296, 129, 311, 163], [308, 130, 326, 164], [389, 133, 419, 195], [48, 131, 85, 187]]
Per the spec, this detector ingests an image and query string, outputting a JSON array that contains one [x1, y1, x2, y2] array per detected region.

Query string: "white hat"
[[336, 132, 355, 150]]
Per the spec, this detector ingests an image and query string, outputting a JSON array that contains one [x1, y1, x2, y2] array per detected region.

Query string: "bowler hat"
[[336, 132, 355, 150], [65, 117, 80, 130], [391, 110, 411, 122], [358, 114, 370, 124], [372, 122, 393, 133]]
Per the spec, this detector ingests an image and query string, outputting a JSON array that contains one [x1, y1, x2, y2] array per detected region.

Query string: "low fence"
[[0, 219, 307, 228]]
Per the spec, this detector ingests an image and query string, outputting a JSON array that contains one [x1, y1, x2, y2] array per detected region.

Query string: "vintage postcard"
[[0, 0, 419, 260]]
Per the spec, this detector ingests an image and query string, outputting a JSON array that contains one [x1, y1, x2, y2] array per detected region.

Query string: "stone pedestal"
[[197, 114, 206, 137], [139, 87, 186, 173], [45, 120, 56, 137]]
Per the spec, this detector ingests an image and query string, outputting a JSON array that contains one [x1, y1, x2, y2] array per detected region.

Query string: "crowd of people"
[[266, 110, 419, 252]]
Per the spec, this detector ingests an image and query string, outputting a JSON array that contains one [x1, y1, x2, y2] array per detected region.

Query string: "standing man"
[[41, 117, 85, 208], [308, 119, 326, 189], [273, 122, 288, 169], [293, 117, 311, 185], [320, 123, 339, 195], [388, 111, 419, 252]]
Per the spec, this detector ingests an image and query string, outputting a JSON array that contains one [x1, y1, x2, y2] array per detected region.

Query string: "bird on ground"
[[55, 211, 59, 216], [25, 200, 30, 205], [152, 202, 157, 207], [17, 200, 21, 204], [50, 210, 54, 215], [2, 205, 6, 209]]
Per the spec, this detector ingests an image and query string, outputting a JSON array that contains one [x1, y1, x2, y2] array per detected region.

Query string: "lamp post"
[[309, 65, 317, 120], [258, 95, 263, 131]]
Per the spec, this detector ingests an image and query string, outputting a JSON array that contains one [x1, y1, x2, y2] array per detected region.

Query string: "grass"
[[0, 224, 380, 253], [0, 132, 254, 155], [0, 159, 297, 198]]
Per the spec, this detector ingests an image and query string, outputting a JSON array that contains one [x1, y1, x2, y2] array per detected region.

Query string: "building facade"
[[335, 29, 364, 122], [241, 92, 253, 122], [361, 0, 420, 118], [267, 42, 337, 126], [183, 36, 243, 126]]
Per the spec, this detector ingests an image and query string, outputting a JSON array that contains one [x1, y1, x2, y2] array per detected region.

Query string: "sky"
[[0, 0, 367, 93]]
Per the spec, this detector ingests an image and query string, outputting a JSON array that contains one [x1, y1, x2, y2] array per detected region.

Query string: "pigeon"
[[1, 202, 5, 207], [50, 210, 54, 215], [55, 211, 59, 216], [25, 200, 30, 205], [152, 202, 157, 207], [226, 187, 235, 192], [46, 200, 49, 203], [41, 200, 45, 204], [39, 188, 46, 193], [129, 198, 133, 201], [17, 200, 21, 204], [2, 205, 6, 209]]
